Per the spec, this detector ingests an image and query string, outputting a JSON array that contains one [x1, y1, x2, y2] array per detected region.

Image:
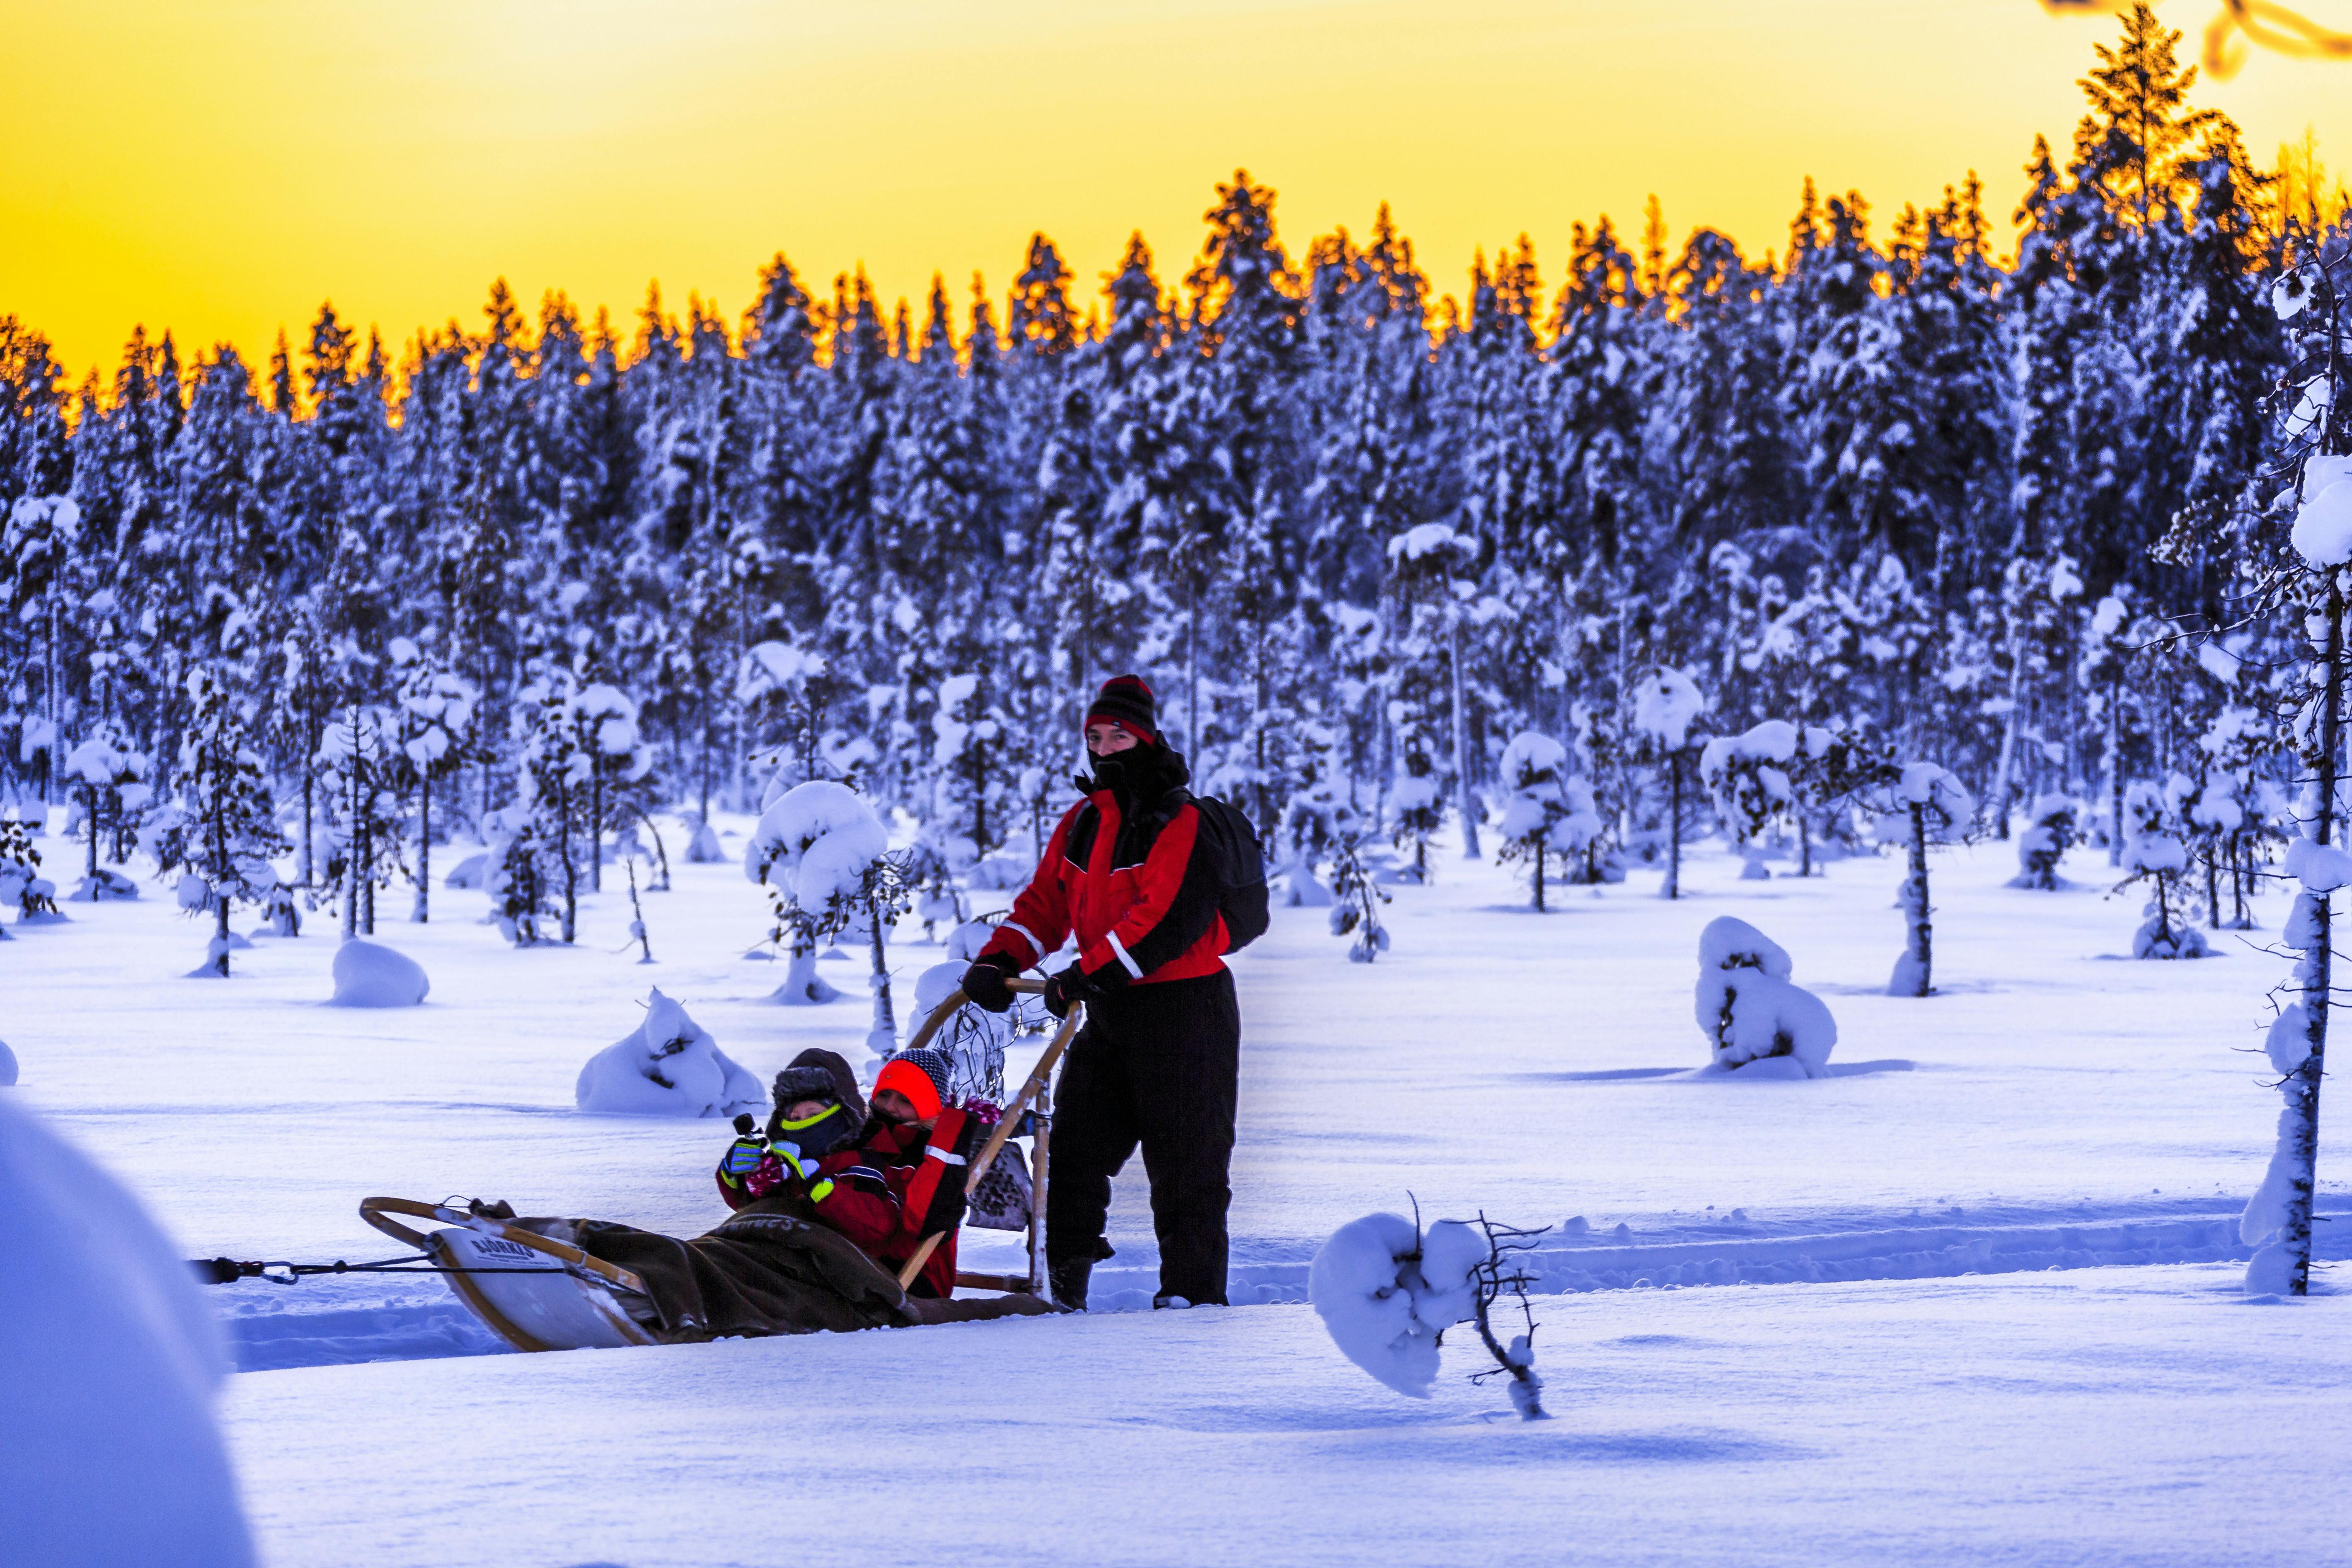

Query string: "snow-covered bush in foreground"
[[1695, 916, 1837, 1078], [0, 1037, 17, 1084], [575, 989, 763, 1118], [0, 1094, 255, 1565], [2120, 779, 2209, 960], [2008, 793, 2079, 890], [0, 815, 61, 923], [1309, 1212, 1482, 1397], [328, 939, 430, 1007]]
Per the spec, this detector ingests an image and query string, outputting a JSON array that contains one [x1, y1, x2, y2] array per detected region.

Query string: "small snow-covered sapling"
[[1694, 916, 1838, 1077], [2116, 779, 2209, 960], [1326, 835, 1392, 962], [2008, 794, 2080, 890]]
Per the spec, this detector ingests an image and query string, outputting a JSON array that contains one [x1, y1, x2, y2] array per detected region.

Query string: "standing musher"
[[959, 674, 1242, 1312]]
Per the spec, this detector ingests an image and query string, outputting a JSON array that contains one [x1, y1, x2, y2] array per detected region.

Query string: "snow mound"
[[0, 1095, 255, 1565], [1694, 917, 1836, 1077], [442, 852, 488, 890], [575, 989, 764, 1118], [0, 1038, 15, 1085], [328, 940, 430, 1007], [1308, 1212, 1483, 1399]]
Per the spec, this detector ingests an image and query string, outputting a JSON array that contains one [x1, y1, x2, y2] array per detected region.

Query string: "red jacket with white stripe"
[[978, 768, 1229, 992]]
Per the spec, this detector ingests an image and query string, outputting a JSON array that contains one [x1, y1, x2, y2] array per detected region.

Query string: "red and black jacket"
[[977, 751, 1229, 992], [716, 1111, 978, 1298]]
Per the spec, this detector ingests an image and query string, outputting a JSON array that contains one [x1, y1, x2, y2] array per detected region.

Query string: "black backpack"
[[1183, 793, 1270, 952]]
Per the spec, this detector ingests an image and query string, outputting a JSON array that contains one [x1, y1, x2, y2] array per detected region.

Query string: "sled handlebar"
[[895, 996, 1080, 1291]]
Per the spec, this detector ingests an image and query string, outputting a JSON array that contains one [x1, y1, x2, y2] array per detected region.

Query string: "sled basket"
[[966, 1139, 1033, 1231]]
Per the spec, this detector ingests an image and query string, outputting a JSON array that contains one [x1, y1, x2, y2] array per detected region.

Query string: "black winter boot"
[[1048, 1257, 1094, 1312]]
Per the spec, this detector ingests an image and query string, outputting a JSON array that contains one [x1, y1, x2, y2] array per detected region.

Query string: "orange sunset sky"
[[7, 0, 2351, 381]]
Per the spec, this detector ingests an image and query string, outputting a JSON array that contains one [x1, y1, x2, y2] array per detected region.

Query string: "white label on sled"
[[433, 1228, 642, 1351]]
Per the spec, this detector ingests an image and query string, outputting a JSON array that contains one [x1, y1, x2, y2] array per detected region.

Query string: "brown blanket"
[[538, 1195, 1057, 1343]]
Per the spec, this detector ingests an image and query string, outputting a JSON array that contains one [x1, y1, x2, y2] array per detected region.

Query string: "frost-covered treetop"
[[1897, 761, 1974, 823], [735, 640, 827, 705], [1630, 667, 1705, 748], [1385, 522, 1473, 566], [745, 779, 888, 918], [1496, 730, 1568, 793]]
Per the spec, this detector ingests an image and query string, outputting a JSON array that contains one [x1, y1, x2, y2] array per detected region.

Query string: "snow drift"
[[0, 1094, 255, 1565], [1308, 1212, 1485, 1398], [1695, 917, 1837, 1077], [328, 939, 431, 1007], [575, 989, 765, 1118]]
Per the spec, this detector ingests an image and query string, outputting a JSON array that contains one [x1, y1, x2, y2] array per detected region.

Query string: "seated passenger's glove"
[[1042, 966, 1094, 1020], [961, 952, 1019, 1014], [716, 1135, 769, 1188]]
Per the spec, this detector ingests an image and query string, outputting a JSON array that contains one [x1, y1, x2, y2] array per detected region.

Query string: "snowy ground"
[[222, 1264, 2349, 1568], [8, 817, 2350, 1562]]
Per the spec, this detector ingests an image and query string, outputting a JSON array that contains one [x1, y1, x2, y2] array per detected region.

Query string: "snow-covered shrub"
[[1309, 1212, 1483, 1398], [681, 810, 727, 864], [575, 988, 763, 1118], [1382, 746, 1444, 883], [0, 816, 62, 923], [1327, 836, 1392, 962], [484, 807, 563, 947], [1494, 731, 1601, 911], [328, 939, 430, 1007], [746, 781, 887, 1014], [0, 1092, 256, 1565], [2007, 794, 2079, 890], [1694, 916, 1837, 1077], [0, 1037, 16, 1084], [2121, 778, 2208, 960]]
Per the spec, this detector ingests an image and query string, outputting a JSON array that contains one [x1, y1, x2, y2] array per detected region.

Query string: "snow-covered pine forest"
[[0, 14, 2336, 901]]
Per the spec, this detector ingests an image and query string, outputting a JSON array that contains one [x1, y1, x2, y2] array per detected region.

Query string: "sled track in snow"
[[221, 1200, 2351, 1371]]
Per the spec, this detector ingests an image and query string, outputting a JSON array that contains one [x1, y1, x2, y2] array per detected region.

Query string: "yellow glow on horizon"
[[8, 1, 2352, 381]]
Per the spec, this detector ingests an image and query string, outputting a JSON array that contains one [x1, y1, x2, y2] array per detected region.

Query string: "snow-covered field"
[[7, 818, 2348, 1564]]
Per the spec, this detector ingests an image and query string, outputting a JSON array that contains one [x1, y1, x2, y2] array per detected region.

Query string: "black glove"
[[961, 953, 1019, 1014], [1042, 966, 1094, 1020]]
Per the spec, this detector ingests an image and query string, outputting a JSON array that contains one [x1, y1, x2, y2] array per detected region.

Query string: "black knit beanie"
[[1084, 674, 1158, 746]]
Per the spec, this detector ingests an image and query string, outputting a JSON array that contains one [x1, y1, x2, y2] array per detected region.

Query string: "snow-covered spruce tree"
[[2117, 778, 2209, 959], [1381, 734, 1444, 884], [316, 707, 402, 940], [390, 648, 476, 923], [1628, 667, 1706, 898], [744, 779, 886, 1009], [2233, 239, 2352, 1295], [1326, 832, 1392, 962], [2079, 590, 2142, 866], [1699, 719, 1812, 881], [1982, 554, 2085, 837], [61, 727, 141, 898], [572, 683, 651, 894], [484, 806, 560, 946], [1884, 763, 1973, 997], [273, 622, 334, 886], [176, 668, 287, 978], [1385, 522, 1485, 860], [515, 678, 587, 944], [1494, 731, 1600, 912], [2008, 794, 2081, 890]]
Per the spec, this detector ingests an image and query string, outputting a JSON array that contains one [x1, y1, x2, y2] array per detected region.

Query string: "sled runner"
[[358, 1196, 658, 1352]]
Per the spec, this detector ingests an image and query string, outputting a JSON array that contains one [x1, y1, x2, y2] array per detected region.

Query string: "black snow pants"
[[1046, 966, 1240, 1306]]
